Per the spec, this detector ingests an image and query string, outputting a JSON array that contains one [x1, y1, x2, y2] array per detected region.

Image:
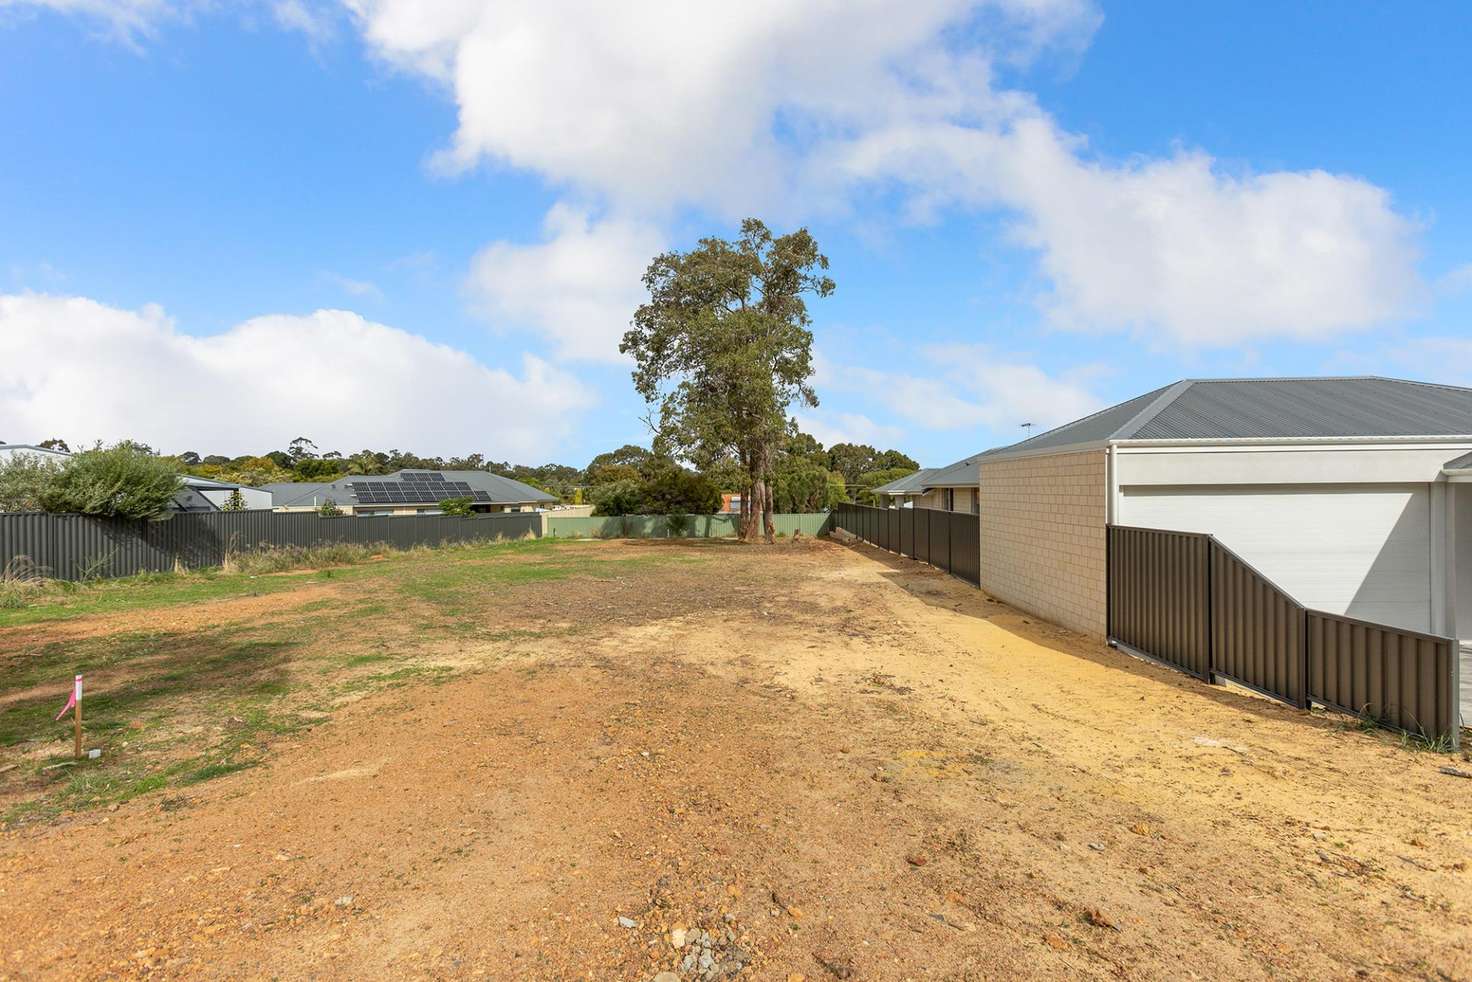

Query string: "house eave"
[[985, 433, 1472, 465]]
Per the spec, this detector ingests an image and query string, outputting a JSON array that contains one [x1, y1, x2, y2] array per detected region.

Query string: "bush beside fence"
[[0, 510, 541, 581]]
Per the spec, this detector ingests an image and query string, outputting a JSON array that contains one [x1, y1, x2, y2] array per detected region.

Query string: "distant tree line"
[[3, 432, 921, 520]]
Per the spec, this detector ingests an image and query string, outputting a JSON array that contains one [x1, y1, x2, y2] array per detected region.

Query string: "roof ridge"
[[1112, 379, 1195, 441], [1173, 375, 1472, 393]]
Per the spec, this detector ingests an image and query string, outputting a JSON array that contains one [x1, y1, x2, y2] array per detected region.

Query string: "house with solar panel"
[[264, 470, 556, 516]]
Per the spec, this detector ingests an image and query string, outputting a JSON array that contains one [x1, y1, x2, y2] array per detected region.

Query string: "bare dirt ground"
[[2, 538, 1471, 980]]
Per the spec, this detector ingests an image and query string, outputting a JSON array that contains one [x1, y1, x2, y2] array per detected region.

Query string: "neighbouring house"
[[178, 476, 273, 511], [718, 492, 743, 515], [915, 453, 983, 513], [870, 469, 933, 507], [977, 376, 1472, 721], [0, 443, 270, 513], [0, 443, 70, 465], [266, 469, 556, 516], [870, 454, 983, 512]]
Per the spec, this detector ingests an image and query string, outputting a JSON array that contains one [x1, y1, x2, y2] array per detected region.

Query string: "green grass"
[[0, 569, 307, 628], [0, 535, 712, 825], [0, 535, 565, 629]]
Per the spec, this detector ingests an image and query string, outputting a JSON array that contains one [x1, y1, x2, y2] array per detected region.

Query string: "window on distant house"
[[971, 489, 980, 515], [944, 488, 954, 511]]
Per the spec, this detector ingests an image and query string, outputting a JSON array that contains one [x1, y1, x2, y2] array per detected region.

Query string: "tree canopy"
[[621, 218, 834, 542], [35, 444, 182, 520], [826, 444, 920, 487]]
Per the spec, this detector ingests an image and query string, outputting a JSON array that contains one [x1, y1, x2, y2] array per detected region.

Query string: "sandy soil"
[[2, 539, 1470, 980]]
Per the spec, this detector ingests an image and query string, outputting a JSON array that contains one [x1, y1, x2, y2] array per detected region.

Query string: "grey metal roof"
[[262, 482, 334, 506], [922, 452, 985, 489], [272, 470, 556, 508], [0, 443, 71, 457], [872, 469, 933, 495], [182, 475, 252, 491], [986, 377, 1472, 460]]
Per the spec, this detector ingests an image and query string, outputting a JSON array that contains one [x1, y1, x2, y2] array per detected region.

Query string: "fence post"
[[1205, 537, 1218, 685], [1297, 607, 1311, 710]]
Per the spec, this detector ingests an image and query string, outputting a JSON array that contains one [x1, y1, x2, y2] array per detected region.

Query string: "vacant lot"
[[1, 537, 1469, 980]]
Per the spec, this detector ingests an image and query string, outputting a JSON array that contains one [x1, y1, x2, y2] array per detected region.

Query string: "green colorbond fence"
[[545, 512, 831, 539]]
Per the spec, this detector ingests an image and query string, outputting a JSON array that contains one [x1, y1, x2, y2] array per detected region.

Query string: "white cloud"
[[1, 0, 341, 46], [792, 410, 905, 450], [322, 272, 383, 299], [820, 344, 1105, 435], [18, 0, 1427, 349], [1346, 336, 1472, 389], [270, 0, 338, 45], [0, 293, 592, 458], [1437, 262, 1472, 296], [345, 0, 1421, 347], [830, 116, 1423, 345], [0, 0, 176, 42], [346, 0, 1080, 215], [466, 204, 663, 361]]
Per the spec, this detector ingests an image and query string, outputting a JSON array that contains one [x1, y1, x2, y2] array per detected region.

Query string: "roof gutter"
[[981, 433, 1472, 465], [1113, 435, 1472, 449]]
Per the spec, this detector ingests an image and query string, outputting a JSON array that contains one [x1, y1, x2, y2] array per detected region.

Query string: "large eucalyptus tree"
[[621, 219, 834, 543]]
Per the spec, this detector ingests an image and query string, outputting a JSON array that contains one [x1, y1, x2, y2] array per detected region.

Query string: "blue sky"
[[2, 0, 1469, 468]]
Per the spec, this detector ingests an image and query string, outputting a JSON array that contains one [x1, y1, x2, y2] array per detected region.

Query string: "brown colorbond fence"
[[832, 503, 980, 587], [1109, 524, 1459, 746], [1307, 611, 1458, 743], [1212, 541, 1307, 708], [1107, 526, 1211, 680], [0, 510, 541, 581]]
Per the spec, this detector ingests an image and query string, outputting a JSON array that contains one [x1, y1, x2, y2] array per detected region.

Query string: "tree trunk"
[[745, 468, 766, 543], [763, 478, 775, 543], [739, 450, 757, 542], [743, 441, 776, 544], [741, 444, 777, 544]]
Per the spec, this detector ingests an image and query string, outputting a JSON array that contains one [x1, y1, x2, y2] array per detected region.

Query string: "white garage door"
[[1118, 484, 1431, 633]]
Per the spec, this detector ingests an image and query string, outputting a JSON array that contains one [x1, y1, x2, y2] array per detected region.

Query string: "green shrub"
[[639, 465, 721, 515], [440, 496, 474, 516], [0, 453, 61, 512], [590, 479, 645, 516], [318, 498, 343, 518], [37, 444, 182, 520]]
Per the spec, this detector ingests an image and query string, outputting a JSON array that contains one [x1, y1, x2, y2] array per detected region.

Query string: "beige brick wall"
[[980, 449, 1107, 636]]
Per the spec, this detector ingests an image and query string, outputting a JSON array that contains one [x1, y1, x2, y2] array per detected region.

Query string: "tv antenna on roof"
[[1021, 422, 1034, 435]]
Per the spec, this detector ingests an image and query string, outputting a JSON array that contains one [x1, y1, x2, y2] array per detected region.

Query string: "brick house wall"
[[979, 449, 1108, 636]]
